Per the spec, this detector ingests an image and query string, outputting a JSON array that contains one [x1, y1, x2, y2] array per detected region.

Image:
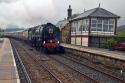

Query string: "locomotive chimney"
[[67, 5, 72, 20]]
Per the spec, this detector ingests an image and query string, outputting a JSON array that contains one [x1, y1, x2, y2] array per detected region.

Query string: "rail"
[[48, 55, 99, 83], [10, 40, 32, 83], [14, 40, 63, 83]]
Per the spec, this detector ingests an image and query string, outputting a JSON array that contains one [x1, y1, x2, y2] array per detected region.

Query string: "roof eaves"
[[88, 16, 120, 18]]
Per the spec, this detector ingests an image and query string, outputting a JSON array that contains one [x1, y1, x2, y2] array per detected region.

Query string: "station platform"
[[61, 43, 125, 61], [0, 38, 20, 83]]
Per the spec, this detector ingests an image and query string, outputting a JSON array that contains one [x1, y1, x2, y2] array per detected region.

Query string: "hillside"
[[117, 25, 125, 32], [5, 24, 24, 32]]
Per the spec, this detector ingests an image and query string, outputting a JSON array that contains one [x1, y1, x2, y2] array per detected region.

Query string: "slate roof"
[[71, 7, 120, 21], [56, 19, 69, 30]]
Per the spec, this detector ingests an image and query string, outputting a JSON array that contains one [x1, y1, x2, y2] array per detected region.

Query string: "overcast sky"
[[0, 0, 125, 28]]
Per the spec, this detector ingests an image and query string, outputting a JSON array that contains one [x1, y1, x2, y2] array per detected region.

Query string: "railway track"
[[21, 47, 63, 83], [48, 54, 99, 83], [11, 39, 63, 83], [11, 39, 125, 83], [12, 39, 88, 83], [12, 39, 99, 83], [18, 41, 91, 83], [10, 40, 32, 83], [49, 54, 125, 83], [64, 53, 125, 80], [67, 51, 125, 78]]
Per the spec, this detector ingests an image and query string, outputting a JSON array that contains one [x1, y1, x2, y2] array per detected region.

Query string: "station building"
[[70, 6, 120, 47], [57, 5, 121, 48]]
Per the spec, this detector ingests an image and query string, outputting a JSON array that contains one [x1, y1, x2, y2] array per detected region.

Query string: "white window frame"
[[91, 18, 115, 32]]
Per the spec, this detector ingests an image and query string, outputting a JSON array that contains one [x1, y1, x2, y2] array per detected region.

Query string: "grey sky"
[[0, 0, 124, 28]]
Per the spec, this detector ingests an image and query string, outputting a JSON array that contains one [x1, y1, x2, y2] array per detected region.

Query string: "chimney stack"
[[67, 5, 72, 20]]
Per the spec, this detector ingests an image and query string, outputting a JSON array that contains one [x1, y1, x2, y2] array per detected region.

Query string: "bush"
[[106, 38, 118, 49]]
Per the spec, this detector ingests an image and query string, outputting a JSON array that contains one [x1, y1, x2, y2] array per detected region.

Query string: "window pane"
[[82, 25, 86, 31], [109, 19, 114, 24], [92, 24, 96, 27], [79, 26, 82, 31], [72, 22, 76, 32], [74, 27, 76, 32], [97, 24, 102, 27], [71, 27, 73, 32], [78, 22, 80, 31], [74, 22, 78, 32], [97, 28, 102, 31], [71, 23, 74, 32], [71, 28, 73, 32], [86, 19, 89, 31], [91, 27, 97, 31], [97, 24, 102, 31], [79, 24, 84, 31], [86, 25, 89, 31], [86, 19, 89, 24], [78, 20, 82, 31], [103, 19, 108, 24], [76, 22, 78, 31], [109, 25, 114, 32], [92, 20, 97, 24], [103, 25, 108, 32], [83, 20, 85, 24], [73, 26, 76, 32], [98, 20, 102, 23]]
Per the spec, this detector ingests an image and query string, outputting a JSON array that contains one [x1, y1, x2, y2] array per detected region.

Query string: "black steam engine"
[[41, 23, 64, 53], [8, 23, 65, 53]]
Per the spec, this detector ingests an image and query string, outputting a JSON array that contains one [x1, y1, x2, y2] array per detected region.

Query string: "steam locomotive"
[[7, 23, 65, 53]]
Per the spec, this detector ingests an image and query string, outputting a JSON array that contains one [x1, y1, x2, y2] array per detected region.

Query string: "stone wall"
[[65, 48, 125, 70]]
